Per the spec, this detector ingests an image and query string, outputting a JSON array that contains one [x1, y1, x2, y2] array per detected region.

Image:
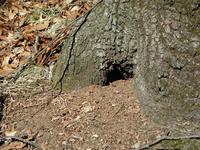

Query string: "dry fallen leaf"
[[5, 130, 17, 137], [1, 142, 26, 150], [8, 10, 16, 20], [0, 35, 8, 41], [1, 53, 19, 76], [23, 21, 50, 33], [0, 0, 94, 76]]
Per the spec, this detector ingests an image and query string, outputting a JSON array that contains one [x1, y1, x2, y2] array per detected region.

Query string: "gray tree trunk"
[[52, 0, 200, 129], [134, 0, 200, 128], [51, 0, 137, 90]]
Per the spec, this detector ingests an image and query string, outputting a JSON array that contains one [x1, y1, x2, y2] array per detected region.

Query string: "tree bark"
[[51, 0, 137, 90], [134, 0, 200, 128], [52, 0, 200, 129]]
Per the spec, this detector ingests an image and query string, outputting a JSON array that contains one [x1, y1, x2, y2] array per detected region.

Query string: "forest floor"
[[0, 79, 165, 150]]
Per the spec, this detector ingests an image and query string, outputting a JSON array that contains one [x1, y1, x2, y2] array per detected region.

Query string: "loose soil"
[[0, 79, 164, 150]]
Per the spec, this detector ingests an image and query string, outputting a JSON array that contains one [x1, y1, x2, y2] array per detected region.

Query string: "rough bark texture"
[[134, 0, 200, 128], [52, 0, 200, 129], [52, 0, 137, 90]]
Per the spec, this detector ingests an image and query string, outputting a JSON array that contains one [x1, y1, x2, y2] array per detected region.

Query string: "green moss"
[[158, 139, 200, 150], [32, 13, 40, 21], [26, 7, 61, 23], [41, 8, 60, 17], [196, 48, 200, 55]]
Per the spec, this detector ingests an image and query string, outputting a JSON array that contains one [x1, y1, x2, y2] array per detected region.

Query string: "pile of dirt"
[[0, 79, 164, 149]]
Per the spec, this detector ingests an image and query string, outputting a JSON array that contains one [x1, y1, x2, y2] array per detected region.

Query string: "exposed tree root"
[[136, 135, 200, 150]]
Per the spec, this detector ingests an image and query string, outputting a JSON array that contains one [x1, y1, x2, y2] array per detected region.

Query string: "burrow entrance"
[[100, 63, 134, 86], [0, 93, 6, 121]]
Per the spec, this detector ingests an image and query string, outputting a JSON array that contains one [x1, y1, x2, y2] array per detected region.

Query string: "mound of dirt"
[[1, 79, 163, 149]]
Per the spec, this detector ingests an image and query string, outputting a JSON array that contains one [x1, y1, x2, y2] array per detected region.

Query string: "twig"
[[136, 135, 200, 150], [112, 104, 125, 118], [33, 35, 40, 61], [0, 135, 39, 149]]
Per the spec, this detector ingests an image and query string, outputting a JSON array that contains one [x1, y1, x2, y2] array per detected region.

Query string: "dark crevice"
[[107, 65, 125, 83], [0, 94, 6, 121], [101, 64, 133, 86], [0, 92, 6, 146]]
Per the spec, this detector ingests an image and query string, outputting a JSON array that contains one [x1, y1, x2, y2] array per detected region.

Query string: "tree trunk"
[[51, 0, 137, 90], [52, 0, 200, 129], [134, 0, 200, 128]]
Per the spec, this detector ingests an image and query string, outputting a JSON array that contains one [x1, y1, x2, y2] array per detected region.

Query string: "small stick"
[[137, 135, 200, 150], [33, 35, 40, 61], [0, 135, 39, 149]]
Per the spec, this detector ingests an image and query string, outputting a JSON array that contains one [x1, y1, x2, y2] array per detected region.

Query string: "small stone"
[[92, 134, 99, 138], [156, 134, 161, 139], [131, 143, 140, 149], [62, 141, 67, 145], [12, 47, 23, 54], [66, 0, 74, 5], [111, 103, 116, 107], [82, 105, 93, 113], [58, 133, 64, 136], [70, 6, 80, 12], [69, 138, 76, 143], [117, 139, 121, 144], [114, 90, 120, 94]]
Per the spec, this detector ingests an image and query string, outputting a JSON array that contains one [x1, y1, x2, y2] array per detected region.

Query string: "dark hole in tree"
[[101, 64, 133, 86], [0, 93, 6, 146], [107, 65, 125, 83], [0, 94, 5, 121]]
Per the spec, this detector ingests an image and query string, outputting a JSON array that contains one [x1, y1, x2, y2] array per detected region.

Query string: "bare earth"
[[1, 79, 163, 150]]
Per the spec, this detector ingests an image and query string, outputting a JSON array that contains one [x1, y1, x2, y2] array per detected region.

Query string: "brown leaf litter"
[[1, 79, 165, 149]]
